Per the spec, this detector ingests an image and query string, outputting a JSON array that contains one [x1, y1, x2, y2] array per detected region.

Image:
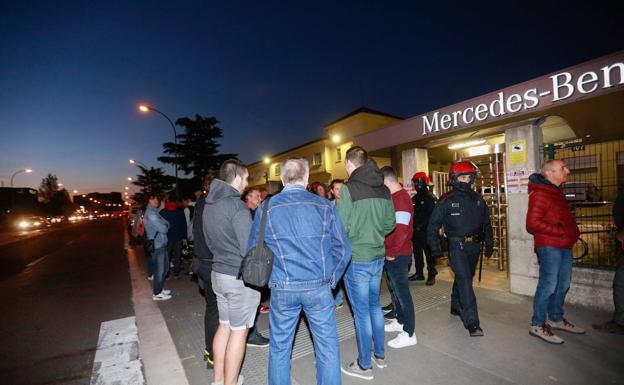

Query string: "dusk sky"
[[1, 1, 622, 193]]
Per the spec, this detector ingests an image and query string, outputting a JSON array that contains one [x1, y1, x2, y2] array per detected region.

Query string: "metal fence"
[[547, 139, 624, 269]]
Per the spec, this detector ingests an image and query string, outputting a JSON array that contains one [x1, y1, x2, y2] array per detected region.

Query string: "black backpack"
[[240, 198, 274, 287]]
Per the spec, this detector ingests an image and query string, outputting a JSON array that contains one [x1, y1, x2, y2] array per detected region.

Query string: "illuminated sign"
[[422, 61, 624, 135]]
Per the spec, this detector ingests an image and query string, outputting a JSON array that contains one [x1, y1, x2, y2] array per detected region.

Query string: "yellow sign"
[[509, 140, 527, 165]]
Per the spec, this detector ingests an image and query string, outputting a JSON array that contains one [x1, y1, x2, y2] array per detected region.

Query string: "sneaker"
[[259, 305, 269, 314], [425, 275, 436, 286], [371, 355, 387, 368], [468, 324, 484, 337], [388, 331, 417, 348], [246, 333, 269, 347], [382, 303, 394, 314], [203, 348, 214, 368], [592, 320, 624, 334], [547, 318, 585, 334], [335, 303, 344, 310], [147, 275, 153, 281], [408, 274, 425, 282], [152, 293, 171, 301], [341, 361, 373, 380], [161, 289, 171, 295], [384, 319, 404, 333], [529, 324, 564, 344], [384, 311, 397, 321]]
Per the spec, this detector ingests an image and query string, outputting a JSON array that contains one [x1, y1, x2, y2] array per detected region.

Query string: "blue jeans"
[[344, 258, 384, 369], [146, 246, 155, 278], [153, 246, 169, 295], [385, 256, 415, 336], [531, 247, 573, 326], [268, 285, 340, 385]]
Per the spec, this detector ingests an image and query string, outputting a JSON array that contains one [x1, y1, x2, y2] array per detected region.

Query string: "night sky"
[[1, 1, 622, 193]]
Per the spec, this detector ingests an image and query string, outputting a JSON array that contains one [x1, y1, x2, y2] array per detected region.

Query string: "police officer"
[[410, 172, 438, 285], [427, 161, 493, 337]]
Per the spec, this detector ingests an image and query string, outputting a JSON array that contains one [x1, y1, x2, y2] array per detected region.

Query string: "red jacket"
[[526, 173, 579, 249], [385, 189, 414, 258]]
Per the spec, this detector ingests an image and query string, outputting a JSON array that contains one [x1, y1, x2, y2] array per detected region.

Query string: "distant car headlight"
[[18, 220, 30, 229]]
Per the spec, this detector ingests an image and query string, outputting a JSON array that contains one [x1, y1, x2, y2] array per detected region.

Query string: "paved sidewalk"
[[143, 256, 623, 385]]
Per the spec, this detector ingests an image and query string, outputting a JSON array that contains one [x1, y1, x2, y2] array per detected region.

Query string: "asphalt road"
[[0, 219, 134, 385]]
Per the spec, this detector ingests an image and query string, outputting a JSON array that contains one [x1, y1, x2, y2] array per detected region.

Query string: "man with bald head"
[[526, 159, 584, 344]]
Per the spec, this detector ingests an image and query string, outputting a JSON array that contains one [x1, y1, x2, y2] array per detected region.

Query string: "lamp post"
[[129, 159, 152, 197], [10, 168, 33, 187], [138, 104, 179, 198]]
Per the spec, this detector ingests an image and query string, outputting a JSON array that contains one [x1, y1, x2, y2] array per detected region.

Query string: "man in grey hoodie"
[[203, 159, 257, 385]]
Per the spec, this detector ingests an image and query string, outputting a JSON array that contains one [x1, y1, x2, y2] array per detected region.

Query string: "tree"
[[158, 114, 238, 185], [38, 174, 73, 215], [131, 166, 175, 204]]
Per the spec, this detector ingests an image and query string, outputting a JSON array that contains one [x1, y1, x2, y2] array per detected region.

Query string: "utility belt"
[[447, 234, 481, 243]]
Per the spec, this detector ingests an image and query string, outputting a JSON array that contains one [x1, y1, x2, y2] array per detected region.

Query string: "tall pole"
[[10, 168, 32, 187], [140, 105, 180, 198]]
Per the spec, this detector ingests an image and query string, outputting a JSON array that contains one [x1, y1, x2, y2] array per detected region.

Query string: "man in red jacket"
[[380, 166, 417, 348], [526, 159, 585, 344]]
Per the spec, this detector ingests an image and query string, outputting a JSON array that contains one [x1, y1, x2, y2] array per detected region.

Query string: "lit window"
[[313, 152, 322, 166], [275, 164, 281, 176], [336, 148, 342, 162]]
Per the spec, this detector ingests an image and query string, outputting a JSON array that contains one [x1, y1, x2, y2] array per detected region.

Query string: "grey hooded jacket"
[[202, 178, 252, 276]]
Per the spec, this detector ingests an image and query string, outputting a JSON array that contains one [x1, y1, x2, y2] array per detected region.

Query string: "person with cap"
[[427, 161, 493, 337], [409, 171, 438, 285]]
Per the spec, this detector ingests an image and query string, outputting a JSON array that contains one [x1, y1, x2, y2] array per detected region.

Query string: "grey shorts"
[[211, 271, 261, 330]]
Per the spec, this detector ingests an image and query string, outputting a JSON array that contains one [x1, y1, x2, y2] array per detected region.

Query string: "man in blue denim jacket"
[[143, 193, 171, 300], [248, 158, 351, 385]]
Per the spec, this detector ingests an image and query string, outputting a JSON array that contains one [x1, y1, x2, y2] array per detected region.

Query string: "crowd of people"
[[135, 146, 623, 385]]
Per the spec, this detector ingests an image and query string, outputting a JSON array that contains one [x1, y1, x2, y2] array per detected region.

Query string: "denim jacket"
[[247, 184, 352, 290], [144, 205, 169, 249]]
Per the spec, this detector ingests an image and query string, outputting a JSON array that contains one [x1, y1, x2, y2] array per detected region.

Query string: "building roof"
[[323, 106, 404, 128], [246, 136, 328, 167]]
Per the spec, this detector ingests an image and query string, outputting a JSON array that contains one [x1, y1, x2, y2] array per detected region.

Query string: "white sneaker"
[[153, 293, 172, 301], [147, 275, 153, 281], [161, 289, 171, 295], [388, 331, 417, 348], [384, 319, 404, 333]]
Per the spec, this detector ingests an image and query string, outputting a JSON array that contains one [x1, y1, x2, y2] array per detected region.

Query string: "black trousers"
[[199, 262, 219, 354], [448, 240, 480, 328], [413, 231, 436, 277]]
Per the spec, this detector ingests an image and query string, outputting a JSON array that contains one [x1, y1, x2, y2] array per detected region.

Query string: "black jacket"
[[412, 187, 436, 233], [426, 182, 493, 258]]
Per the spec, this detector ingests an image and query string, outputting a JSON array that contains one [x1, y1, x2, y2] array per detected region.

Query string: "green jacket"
[[337, 161, 396, 262]]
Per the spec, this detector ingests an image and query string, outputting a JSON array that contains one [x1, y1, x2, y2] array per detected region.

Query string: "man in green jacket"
[[338, 146, 396, 381]]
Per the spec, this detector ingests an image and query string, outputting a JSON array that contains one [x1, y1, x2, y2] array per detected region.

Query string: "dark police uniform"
[[411, 187, 437, 281], [426, 182, 493, 331]]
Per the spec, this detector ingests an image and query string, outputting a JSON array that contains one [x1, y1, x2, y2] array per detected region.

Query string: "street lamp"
[[138, 104, 180, 197], [10, 168, 33, 187], [129, 159, 147, 168]]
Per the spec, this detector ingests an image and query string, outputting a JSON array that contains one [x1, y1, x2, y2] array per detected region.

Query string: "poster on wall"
[[506, 168, 531, 193], [509, 140, 527, 165]]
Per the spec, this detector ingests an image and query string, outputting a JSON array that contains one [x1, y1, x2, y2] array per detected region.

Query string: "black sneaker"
[[468, 324, 484, 337], [247, 333, 270, 347], [384, 311, 397, 321], [382, 303, 394, 314], [426, 273, 437, 286], [409, 274, 425, 282]]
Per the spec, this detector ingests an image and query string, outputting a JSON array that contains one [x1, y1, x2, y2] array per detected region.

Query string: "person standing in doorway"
[[427, 161, 493, 337], [337, 146, 395, 381], [527, 159, 585, 343], [409, 172, 438, 285]]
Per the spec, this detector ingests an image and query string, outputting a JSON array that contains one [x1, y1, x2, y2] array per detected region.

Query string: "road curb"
[[127, 246, 190, 385]]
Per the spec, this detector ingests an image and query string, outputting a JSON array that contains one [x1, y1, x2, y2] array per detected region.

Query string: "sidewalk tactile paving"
[[156, 270, 451, 385]]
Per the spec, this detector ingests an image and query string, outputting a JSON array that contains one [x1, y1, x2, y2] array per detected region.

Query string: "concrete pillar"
[[505, 124, 543, 297], [401, 148, 428, 189]]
